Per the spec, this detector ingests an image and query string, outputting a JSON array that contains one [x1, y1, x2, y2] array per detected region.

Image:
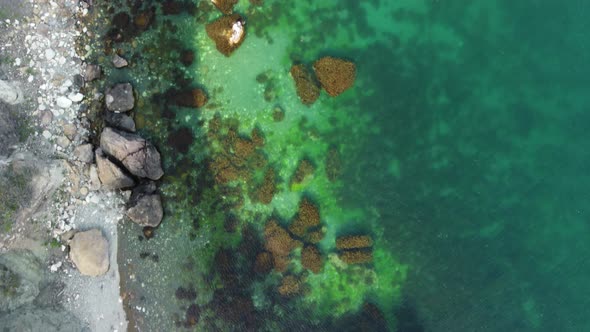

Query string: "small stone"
[[56, 96, 72, 108], [79, 187, 89, 197], [68, 92, 84, 103], [45, 48, 55, 60], [63, 123, 77, 140], [39, 110, 53, 125], [112, 54, 128, 68], [69, 229, 109, 276], [42, 130, 52, 139], [73, 144, 93, 163], [56, 136, 71, 148]]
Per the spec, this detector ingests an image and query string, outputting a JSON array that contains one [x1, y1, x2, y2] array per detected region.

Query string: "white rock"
[[45, 48, 55, 60], [42, 130, 52, 139], [56, 96, 72, 108], [68, 92, 84, 102]]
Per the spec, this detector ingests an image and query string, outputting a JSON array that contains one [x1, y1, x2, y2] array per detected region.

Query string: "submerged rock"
[[301, 245, 323, 273], [211, 0, 238, 14], [172, 88, 208, 108], [126, 182, 163, 227], [336, 235, 373, 250], [205, 14, 246, 56], [100, 127, 164, 180], [338, 249, 373, 265], [69, 229, 110, 276], [290, 64, 320, 105], [95, 148, 135, 190], [313, 56, 356, 97], [105, 83, 134, 112]]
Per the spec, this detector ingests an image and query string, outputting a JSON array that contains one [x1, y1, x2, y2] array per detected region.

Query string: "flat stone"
[[68, 92, 84, 102], [44, 48, 55, 60], [69, 229, 109, 276]]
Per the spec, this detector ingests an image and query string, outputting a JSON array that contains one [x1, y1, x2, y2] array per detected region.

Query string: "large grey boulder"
[[126, 182, 163, 227], [95, 148, 135, 189], [105, 83, 134, 112], [69, 229, 109, 276], [100, 127, 163, 180], [0, 250, 44, 312]]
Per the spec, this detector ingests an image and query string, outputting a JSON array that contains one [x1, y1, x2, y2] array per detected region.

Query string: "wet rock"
[[112, 54, 128, 68], [95, 148, 135, 190], [0, 250, 44, 312], [100, 127, 163, 180], [313, 56, 356, 97], [0, 80, 23, 105], [105, 83, 134, 112], [126, 182, 163, 227], [290, 64, 320, 105], [105, 112, 136, 132], [69, 229, 110, 276], [211, 0, 238, 14], [74, 144, 94, 163], [205, 14, 246, 57], [84, 64, 101, 82]]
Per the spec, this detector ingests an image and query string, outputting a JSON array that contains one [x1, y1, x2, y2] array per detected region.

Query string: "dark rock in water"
[[211, 0, 238, 14], [100, 127, 164, 180], [126, 182, 163, 227], [142, 226, 155, 239], [180, 49, 194, 66], [290, 64, 320, 105], [313, 56, 356, 97], [84, 63, 101, 82], [95, 148, 135, 190], [162, 0, 197, 15], [336, 235, 373, 250], [134, 9, 155, 31], [104, 112, 136, 132], [105, 83, 134, 112], [0, 250, 43, 312], [185, 303, 200, 327], [172, 88, 208, 108], [112, 54, 128, 68], [205, 14, 246, 57], [175, 287, 197, 301]]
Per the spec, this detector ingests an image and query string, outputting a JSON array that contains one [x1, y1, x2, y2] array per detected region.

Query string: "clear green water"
[[91, 0, 590, 331]]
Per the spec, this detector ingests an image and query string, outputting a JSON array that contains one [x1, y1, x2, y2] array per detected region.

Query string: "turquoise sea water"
[[89, 0, 590, 331]]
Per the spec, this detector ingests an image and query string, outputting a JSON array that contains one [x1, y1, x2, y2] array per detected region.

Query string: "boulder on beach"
[[126, 182, 163, 227], [313, 56, 356, 97], [105, 83, 134, 112], [95, 148, 135, 190], [205, 14, 246, 57], [69, 229, 110, 276], [290, 64, 320, 105], [100, 127, 163, 180]]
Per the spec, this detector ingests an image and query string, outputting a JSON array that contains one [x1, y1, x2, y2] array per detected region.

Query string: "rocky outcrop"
[[105, 112, 136, 132], [95, 148, 135, 190], [312, 56, 356, 97], [69, 229, 110, 276], [290, 64, 320, 105], [100, 127, 163, 180], [206, 14, 246, 57], [0, 250, 44, 312], [105, 83, 134, 112], [125, 182, 163, 227]]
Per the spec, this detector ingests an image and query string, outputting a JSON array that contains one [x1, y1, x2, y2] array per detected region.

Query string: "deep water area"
[[86, 0, 590, 331]]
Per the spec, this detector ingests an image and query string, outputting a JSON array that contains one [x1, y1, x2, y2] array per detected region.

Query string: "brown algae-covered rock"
[[256, 168, 276, 204], [264, 219, 300, 272], [313, 56, 356, 97], [205, 14, 246, 57], [338, 250, 373, 265], [289, 198, 321, 237], [278, 275, 302, 297], [336, 235, 374, 250], [301, 245, 323, 273], [173, 88, 208, 108], [290, 64, 320, 105], [291, 159, 314, 186], [211, 0, 238, 14]]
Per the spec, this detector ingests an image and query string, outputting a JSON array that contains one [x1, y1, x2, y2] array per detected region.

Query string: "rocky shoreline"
[[0, 0, 168, 330]]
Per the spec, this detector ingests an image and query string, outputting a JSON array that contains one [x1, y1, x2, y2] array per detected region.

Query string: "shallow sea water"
[[90, 0, 590, 331]]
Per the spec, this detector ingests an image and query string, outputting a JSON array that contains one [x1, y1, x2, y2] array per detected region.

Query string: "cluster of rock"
[[206, 1, 246, 56], [290, 56, 356, 105]]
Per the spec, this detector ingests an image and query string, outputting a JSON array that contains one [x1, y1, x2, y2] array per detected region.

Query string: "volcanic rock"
[[100, 127, 163, 180]]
